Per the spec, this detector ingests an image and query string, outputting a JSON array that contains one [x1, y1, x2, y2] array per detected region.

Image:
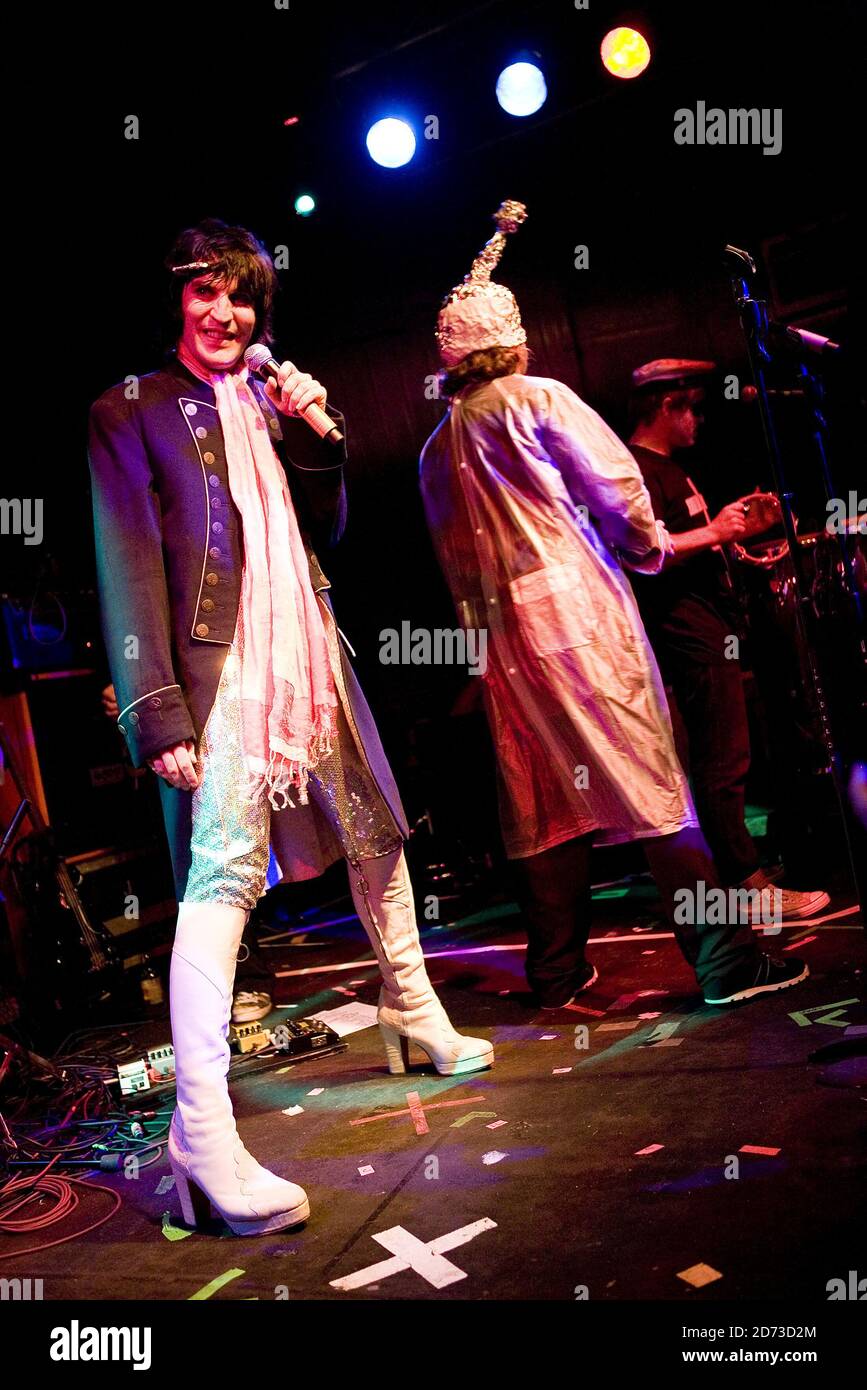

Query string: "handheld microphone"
[[244, 345, 344, 447]]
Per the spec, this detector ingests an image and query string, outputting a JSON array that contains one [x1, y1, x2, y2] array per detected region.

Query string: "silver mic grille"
[[244, 344, 272, 372]]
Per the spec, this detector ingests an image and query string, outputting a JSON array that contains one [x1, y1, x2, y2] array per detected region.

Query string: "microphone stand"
[[724, 245, 867, 928], [794, 357, 866, 647]]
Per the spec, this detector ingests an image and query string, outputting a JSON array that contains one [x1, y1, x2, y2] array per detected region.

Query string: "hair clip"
[[169, 260, 220, 275]]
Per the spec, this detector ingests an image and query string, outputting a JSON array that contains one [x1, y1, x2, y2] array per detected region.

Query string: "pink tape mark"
[[406, 1091, 430, 1136], [350, 1094, 487, 1127]]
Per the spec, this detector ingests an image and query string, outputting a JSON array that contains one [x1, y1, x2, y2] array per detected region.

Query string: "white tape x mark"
[[329, 1218, 497, 1292]]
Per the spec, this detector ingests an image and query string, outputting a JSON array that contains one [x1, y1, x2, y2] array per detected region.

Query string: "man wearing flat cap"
[[628, 358, 828, 918]]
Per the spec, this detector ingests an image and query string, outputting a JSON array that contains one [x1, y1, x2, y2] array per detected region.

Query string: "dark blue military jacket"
[[88, 354, 407, 892]]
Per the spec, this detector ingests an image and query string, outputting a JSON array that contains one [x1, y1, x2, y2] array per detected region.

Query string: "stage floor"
[[6, 884, 865, 1301]]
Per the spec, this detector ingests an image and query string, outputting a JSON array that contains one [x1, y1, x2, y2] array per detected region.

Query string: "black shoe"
[[704, 954, 809, 1005], [539, 963, 599, 1010]]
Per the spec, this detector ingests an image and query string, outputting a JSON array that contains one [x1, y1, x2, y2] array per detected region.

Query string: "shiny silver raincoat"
[[419, 373, 698, 859]]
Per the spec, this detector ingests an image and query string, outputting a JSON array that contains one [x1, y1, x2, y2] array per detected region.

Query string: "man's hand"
[[709, 501, 750, 545], [711, 493, 782, 545], [148, 739, 200, 791], [264, 361, 327, 418]]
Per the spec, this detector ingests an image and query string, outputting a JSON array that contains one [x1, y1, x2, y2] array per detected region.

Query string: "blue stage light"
[[294, 194, 316, 216], [496, 61, 547, 117], [366, 117, 417, 168]]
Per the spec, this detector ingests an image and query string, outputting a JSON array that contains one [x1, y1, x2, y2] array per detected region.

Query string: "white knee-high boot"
[[167, 901, 309, 1234], [347, 847, 494, 1077]]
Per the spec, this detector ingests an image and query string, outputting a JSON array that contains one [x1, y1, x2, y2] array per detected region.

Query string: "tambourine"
[[731, 491, 789, 568]]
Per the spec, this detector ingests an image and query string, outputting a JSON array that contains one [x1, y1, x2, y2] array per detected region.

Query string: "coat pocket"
[[507, 562, 598, 656]]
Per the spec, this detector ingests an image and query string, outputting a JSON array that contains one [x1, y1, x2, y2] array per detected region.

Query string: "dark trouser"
[[511, 835, 594, 1007], [668, 657, 761, 887], [512, 826, 760, 1005], [643, 826, 759, 995]]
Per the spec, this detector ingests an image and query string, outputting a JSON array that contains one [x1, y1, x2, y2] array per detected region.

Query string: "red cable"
[[0, 1154, 123, 1259]]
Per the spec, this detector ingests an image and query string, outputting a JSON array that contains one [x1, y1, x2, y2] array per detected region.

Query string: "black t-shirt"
[[629, 444, 737, 671]]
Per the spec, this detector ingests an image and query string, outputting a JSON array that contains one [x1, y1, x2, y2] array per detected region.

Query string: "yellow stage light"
[[600, 26, 651, 80]]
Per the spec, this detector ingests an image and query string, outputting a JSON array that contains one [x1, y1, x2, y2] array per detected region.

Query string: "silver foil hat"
[[436, 200, 528, 369]]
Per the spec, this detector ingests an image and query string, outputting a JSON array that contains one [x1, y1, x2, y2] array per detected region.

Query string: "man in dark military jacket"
[[88, 220, 492, 1238]]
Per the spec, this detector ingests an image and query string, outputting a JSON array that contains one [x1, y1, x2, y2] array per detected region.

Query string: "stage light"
[[496, 60, 547, 117], [600, 26, 651, 79], [366, 117, 416, 168], [294, 194, 316, 216]]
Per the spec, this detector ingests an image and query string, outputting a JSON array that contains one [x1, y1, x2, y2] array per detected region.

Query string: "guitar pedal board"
[[115, 1016, 346, 1104]]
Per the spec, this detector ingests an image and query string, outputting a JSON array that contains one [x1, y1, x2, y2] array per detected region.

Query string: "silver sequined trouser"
[[183, 638, 401, 910]]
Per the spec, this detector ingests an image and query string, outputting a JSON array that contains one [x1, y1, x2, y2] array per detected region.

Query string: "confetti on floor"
[[739, 1144, 781, 1156], [481, 1151, 508, 1165], [282, 1105, 304, 1116], [635, 1143, 665, 1156], [487, 1120, 508, 1129], [677, 1262, 723, 1288], [155, 1175, 175, 1195], [595, 1021, 640, 1032], [552, 1067, 573, 1074], [358, 1165, 375, 1176], [161, 1212, 192, 1242], [540, 1033, 558, 1040], [307, 1088, 325, 1096]]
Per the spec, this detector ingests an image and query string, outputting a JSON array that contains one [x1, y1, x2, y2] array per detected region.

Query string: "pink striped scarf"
[[178, 346, 338, 808]]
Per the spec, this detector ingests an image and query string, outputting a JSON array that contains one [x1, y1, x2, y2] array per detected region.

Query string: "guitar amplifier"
[[4, 669, 164, 859], [68, 842, 177, 945], [1, 669, 177, 988]]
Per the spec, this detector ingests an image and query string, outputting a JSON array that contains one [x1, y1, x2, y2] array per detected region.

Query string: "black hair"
[[164, 217, 277, 347]]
